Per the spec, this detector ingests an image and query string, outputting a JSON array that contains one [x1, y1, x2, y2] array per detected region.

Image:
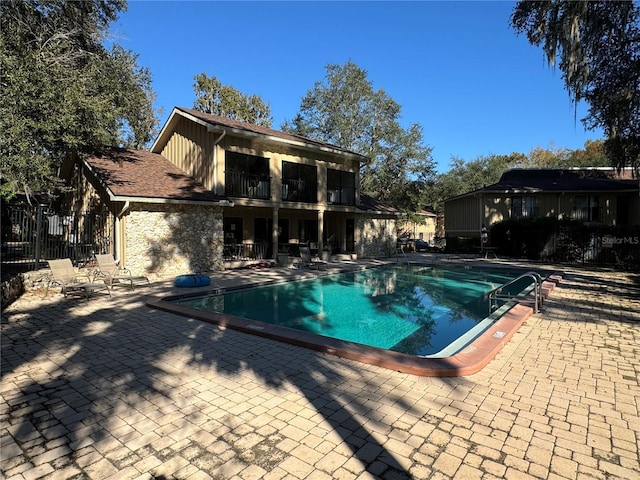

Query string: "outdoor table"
[[477, 246, 498, 259]]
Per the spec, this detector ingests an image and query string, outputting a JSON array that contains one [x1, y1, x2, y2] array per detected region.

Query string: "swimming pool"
[[148, 264, 558, 376]]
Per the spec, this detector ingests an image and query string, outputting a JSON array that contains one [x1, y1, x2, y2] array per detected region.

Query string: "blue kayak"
[[174, 274, 211, 287]]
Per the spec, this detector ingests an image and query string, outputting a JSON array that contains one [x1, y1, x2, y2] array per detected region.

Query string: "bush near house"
[[444, 236, 477, 254], [490, 217, 558, 260], [489, 218, 640, 269]]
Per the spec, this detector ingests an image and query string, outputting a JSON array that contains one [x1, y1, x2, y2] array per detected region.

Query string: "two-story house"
[[66, 107, 398, 276]]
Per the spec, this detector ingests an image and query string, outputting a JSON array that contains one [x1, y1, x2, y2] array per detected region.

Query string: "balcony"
[[572, 206, 602, 222], [327, 185, 356, 206], [281, 179, 317, 203], [512, 206, 540, 219], [225, 172, 270, 199]]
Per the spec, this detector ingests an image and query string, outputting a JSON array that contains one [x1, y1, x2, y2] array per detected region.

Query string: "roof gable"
[[152, 107, 369, 161]]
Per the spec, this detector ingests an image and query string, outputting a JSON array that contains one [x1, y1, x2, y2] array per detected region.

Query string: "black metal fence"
[[553, 227, 640, 270], [1, 204, 112, 277], [486, 219, 640, 271]]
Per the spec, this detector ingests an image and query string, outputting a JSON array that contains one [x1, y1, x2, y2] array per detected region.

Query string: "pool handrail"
[[395, 247, 410, 266], [488, 271, 543, 313]]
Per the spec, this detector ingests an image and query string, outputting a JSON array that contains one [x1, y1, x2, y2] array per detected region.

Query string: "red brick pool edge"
[[146, 274, 563, 377]]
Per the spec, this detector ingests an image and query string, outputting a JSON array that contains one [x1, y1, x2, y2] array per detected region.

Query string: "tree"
[[511, 0, 640, 176], [192, 73, 273, 127], [424, 153, 522, 214], [426, 141, 609, 213], [282, 61, 435, 212], [0, 0, 159, 201], [524, 140, 608, 168]]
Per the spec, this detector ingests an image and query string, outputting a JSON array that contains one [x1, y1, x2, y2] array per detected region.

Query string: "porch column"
[[318, 209, 324, 251], [113, 215, 125, 265], [272, 206, 279, 261]]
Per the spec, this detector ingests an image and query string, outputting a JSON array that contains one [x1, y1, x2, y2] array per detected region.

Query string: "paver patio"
[[1, 258, 639, 479]]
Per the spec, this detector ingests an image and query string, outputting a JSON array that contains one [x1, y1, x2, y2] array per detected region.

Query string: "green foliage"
[[490, 217, 558, 260], [192, 73, 273, 127], [488, 217, 632, 264], [429, 141, 610, 214], [425, 153, 522, 213], [523, 140, 609, 168], [281, 61, 436, 213], [0, 0, 159, 200], [511, 1, 640, 175]]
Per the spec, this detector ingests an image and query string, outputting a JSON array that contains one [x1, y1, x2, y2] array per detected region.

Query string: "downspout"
[[556, 192, 565, 254], [114, 201, 130, 263], [479, 192, 484, 237], [208, 128, 226, 195]]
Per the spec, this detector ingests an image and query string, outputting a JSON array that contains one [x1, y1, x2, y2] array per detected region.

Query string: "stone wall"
[[1, 274, 24, 310], [357, 216, 397, 258], [1, 269, 55, 308], [124, 204, 224, 277]]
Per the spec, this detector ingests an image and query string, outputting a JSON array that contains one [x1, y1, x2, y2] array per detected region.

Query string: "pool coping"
[[146, 269, 563, 377]]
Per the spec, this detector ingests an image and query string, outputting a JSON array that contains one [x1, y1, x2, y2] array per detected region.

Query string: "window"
[[225, 151, 270, 199], [282, 162, 317, 203], [327, 169, 356, 205], [573, 195, 601, 222], [511, 196, 538, 218]]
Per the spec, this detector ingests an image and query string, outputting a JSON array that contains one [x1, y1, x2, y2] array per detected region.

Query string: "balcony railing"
[[512, 207, 540, 219], [282, 179, 317, 203], [327, 185, 356, 206], [572, 207, 602, 222], [224, 172, 357, 205], [225, 172, 270, 199], [223, 243, 271, 261]]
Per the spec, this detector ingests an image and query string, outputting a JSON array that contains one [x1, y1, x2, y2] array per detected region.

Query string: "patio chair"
[[95, 254, 150, 290], [48, 258, 111, 299], [299, 246, 327, 270]]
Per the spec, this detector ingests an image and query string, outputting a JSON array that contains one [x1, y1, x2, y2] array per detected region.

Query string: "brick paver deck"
[[1, 259, 638, 479]]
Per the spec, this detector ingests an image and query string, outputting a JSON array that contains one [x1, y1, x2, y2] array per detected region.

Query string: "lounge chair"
[[95, 254, 150, 290], [299, 246, 327, 270], [48, 258, 111, 299]]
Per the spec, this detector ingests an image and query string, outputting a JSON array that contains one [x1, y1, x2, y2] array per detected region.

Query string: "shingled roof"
[[448, 167, 638, 201], [83, 148, 226, 204], [484, 168, 638, 193], [358, 194, 400, 214]]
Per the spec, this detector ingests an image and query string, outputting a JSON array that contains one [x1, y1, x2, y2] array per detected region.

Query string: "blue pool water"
[[174, 265, 539, 356]]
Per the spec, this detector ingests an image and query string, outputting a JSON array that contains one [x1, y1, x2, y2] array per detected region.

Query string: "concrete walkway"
[[1, 258, 639, 479]]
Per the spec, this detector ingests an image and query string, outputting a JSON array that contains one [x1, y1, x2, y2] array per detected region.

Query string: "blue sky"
[[110, 1, 603, 173]]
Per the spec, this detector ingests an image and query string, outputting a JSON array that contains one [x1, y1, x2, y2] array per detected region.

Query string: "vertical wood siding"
[[161, 118, 214, 190]]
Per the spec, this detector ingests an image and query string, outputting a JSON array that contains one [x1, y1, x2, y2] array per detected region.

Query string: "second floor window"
[[225, 152, 270, 199], [282, 162, 317, 203], [327, 169, 356, 205], [573, 195, 601, 222], [511, 196, 538, 218]]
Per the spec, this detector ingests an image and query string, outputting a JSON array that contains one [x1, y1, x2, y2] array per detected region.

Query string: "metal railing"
[[571, 206, 603, 222], [327, 185, 356, 205], [488, 271, 543, 313], [223, 243, 271, 261], [282, 179, 317, 203], [225, 172, 271, 199], [2, 204, 112, 272], [395, 248, 410, 266]]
